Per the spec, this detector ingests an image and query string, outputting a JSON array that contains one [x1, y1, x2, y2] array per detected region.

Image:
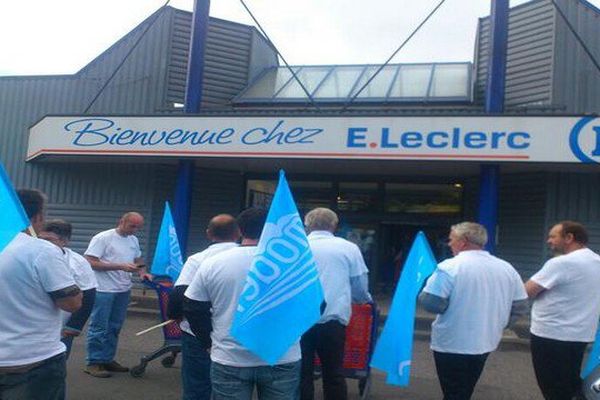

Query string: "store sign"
[[27, 115, 600, 163]]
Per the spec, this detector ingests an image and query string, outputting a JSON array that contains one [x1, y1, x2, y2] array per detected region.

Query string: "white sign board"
[[27, 115, 600, 163]]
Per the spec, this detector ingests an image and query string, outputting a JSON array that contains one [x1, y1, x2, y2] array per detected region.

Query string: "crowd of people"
[[1, 188, 600, 400]]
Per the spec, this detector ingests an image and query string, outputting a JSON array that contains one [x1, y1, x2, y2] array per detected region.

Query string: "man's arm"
[[49, 285, 83, 313], [183, 296, 212, 349], [85, 255, 138, 273], [168, 285, 187, 320], [525, 280, 546, 299], [350, 273, 372, 303], [419, 292, 449, 314]]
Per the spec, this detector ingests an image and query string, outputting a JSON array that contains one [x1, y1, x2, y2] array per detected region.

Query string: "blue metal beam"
[[479, 0, 509, 253], [173, 0, 211, 256]]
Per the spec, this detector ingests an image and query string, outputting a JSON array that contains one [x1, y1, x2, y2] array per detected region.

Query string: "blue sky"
[[1, 0, 598, 76]]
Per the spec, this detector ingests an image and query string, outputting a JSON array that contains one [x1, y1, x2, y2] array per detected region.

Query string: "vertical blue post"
[[479, 0, 508, 253], [173, 0, 211, 256]]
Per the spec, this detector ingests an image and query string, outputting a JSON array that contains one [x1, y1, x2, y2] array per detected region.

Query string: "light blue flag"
[[0, 163, 29, 253], [150, 202, 183, 281], [371, 231, 437, 386], [231, 170, 324, 365], [582, 328, 600, 378]]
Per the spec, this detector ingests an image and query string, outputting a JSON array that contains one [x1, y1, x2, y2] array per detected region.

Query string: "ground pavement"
[[65, 312, 546, 399]]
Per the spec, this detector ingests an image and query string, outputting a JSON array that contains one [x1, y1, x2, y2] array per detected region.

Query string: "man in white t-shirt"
[[526, 220, 600, 400], [0, 189, 82, 400], [40, 219, 98, 359], [167, 214, 240, 400], [83, 212, 149, 378], [300, 208, 372, 400], [184, 208, 301, 400], [420, 222, 528, 400]]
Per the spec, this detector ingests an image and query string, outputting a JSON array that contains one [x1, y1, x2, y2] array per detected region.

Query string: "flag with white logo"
[[150, 202, 183, 281], [0, 163, 29, 253], [371, 231, 437, 386], [231, 170, 324, 364]]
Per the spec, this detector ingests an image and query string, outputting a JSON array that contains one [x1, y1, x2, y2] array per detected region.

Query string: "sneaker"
[[104, 360, 129, 373], [84, 364, 112, 378]]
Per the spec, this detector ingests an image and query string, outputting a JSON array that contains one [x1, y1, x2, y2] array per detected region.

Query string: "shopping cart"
[[130, 276, 182, 378], [314, 302, 379, 400]]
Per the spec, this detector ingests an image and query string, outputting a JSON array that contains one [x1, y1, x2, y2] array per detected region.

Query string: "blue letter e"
[[347, 127, 367, 148]]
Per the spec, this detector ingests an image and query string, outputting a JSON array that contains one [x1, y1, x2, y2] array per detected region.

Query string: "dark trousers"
[[0, 353, 66, 400], [530, 333, 588, 400], [433, 351, 490, 400], [62, 288, 96, 359], [300, 321, 347, 400]]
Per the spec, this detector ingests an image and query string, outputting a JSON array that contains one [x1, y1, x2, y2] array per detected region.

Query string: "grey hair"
[[304, 208, 339, 232], [450, 222, 488, 247]]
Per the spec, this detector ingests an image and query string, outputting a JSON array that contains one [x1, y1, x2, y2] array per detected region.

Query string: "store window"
[[384, 183, 462, 214], [337, 182, 378, 212]]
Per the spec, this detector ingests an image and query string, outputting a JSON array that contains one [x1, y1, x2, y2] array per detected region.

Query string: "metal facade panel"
[[496, 172, 548, 277], [546, 172, 600, 257], [552, 0, 600, 113], [166, 10, 260, 108], [185, 168, 244, 255], [475, 0, 555, 108]]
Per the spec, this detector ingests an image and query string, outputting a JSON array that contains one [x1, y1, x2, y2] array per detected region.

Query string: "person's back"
[[308, 232, 367, 325], [431, 250, 524, 354], [0, 233, 72, 366], [195, 246, 300, 367], [530, 248, 600, 342]]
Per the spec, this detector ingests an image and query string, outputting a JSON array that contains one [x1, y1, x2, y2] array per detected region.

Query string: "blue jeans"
[[181, 332, 211, 400], [0, 353, 66, 400], [86, 290, 130, 365], [211, 361, 300, 400]]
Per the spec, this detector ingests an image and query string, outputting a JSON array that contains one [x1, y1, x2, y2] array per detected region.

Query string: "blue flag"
[[582, 328, 600, 378], [150, 202, 183, 281], [371, 231, 437, 386], [0, 163, 29, 253], [231, 170, 324, 364]]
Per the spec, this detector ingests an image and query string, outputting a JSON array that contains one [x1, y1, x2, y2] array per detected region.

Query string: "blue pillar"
[[479, 0, 509, 253], [173, 0, 211, 255]]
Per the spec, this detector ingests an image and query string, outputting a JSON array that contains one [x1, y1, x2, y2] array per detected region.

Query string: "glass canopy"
[[234, 63, 472, 104]]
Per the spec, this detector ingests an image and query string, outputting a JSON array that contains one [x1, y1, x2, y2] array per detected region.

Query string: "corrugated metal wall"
[[475, 0, 556, 108], [551, 0, 600, 113], [496, 172, 548, 278], [166, 11, 278, 108], [0, 6, 271, 257], [546, 172, 600, 254]]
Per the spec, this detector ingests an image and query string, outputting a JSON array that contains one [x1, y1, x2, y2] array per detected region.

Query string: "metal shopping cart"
[[130, 276, 182, 378], [315, 302, 380, 400]]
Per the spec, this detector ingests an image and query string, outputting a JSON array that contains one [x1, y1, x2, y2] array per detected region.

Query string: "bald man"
[[168, 214, 240, 400], [83, 212, 149, 378]]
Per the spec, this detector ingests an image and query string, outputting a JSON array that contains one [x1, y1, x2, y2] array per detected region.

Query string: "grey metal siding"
[[475, 0, 555, 108], [496, 173, 548, 278], [551, 0, 600, 113], [166, 11, 273, 108], [546, 172, 600, 254], [186, 168, 244, 254]]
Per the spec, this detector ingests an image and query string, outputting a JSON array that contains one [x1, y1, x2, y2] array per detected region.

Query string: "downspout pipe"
[[173, 0, 211, 256], [479, 0, 509, 253]]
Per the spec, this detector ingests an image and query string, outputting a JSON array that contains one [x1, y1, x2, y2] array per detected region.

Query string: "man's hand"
[[121, 263, 139, 273], [139, 272, 153, 281]]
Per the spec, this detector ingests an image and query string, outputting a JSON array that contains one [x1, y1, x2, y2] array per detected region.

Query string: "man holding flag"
[[168, 213, 240, 400], [0, 189, 82, 400], [84, 211, 150, 378], [525, 221, 600, 400], [420, 222, 528, 400], [300, 207, 372, 400]]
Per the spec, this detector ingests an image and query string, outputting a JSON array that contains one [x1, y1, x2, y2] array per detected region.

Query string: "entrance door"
[[377, 223, 451, 294]]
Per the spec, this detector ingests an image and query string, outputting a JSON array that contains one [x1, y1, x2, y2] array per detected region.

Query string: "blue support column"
[[173, 0, 211, 256], [479, 0, 509, 253]]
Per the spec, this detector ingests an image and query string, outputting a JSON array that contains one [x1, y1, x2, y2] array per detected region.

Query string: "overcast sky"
[[1, 0, 598, 76]]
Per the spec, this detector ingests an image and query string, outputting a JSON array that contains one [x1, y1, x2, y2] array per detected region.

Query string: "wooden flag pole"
[[135, 319, 175, 336]]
